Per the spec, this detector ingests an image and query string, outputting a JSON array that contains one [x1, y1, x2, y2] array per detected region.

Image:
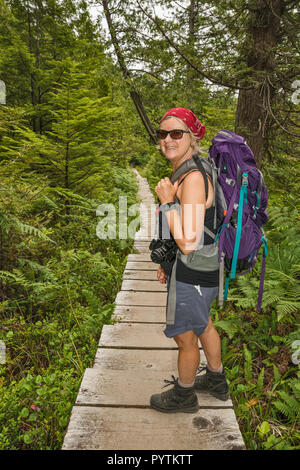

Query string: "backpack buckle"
[[225, 178, 235, 187], [242, 172, 248, 186]]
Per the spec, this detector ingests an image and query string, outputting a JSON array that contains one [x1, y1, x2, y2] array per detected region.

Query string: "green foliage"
[[0, 0, 142, 449], [229, 202, 300, 322], [0, 368, 79, 449], [207, 154, 300, 450], [0, 166, 137, 448], [243, 345, 253, 383], [0, 0, 299, 453], [273, 375, 300, 423]]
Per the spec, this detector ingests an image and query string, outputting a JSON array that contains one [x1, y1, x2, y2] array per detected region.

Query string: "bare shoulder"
[[180, 170, 205, 186], [177, 170, 205, 202], [180, 170, 205, 191]]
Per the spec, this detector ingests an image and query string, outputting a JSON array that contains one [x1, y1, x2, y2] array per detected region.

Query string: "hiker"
[[150, 107, 229, 413]]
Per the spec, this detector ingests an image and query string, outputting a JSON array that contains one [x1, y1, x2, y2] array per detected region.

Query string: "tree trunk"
[[186, 0, 200, 108], [27, 8, 37, 132], [102, 0, 156, 144], [235, 0, 285, 167]]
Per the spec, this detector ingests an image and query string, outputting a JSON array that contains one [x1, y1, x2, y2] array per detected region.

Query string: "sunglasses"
[[156, 129, 189, 140]]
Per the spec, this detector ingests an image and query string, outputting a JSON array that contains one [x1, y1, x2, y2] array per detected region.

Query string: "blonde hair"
[[157, 115, 204, 156]]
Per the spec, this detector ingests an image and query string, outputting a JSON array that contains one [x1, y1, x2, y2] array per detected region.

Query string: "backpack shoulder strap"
[[171, 156, 208, 200], [170, 157, 198, 183]]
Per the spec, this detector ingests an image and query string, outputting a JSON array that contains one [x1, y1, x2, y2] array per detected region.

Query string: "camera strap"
[[166, 255, 178, 325]]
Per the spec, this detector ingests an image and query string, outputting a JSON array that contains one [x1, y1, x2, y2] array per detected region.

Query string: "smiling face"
[[159, 116, 193, 168]]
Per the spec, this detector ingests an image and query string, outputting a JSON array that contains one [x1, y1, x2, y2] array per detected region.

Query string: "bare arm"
[[155, 172, 206, 255]]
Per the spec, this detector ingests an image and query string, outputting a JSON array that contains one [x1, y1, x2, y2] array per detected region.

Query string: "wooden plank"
[[127, 253, 151, 262], [121, 279, 167, 292], [135, 225, 154, 233], [99, 323, 180, 349], [133, 237, 152, 242], [116, 290, 167, 306], [133, 245, 151, 253], [123, 270, 158, 280], [126, 261, 155, 270], [62, 407, 245, 450], [93, 348, 185, 371], [113, 305, 165, 323], [76, 368, 231, 408], [133, 241, 151, 247]]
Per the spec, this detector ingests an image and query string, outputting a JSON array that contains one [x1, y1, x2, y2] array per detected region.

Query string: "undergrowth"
[[0, 167, 138, 449]]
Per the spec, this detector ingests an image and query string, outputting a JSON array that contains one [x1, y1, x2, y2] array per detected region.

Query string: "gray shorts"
[[163, 279, 219, 338]]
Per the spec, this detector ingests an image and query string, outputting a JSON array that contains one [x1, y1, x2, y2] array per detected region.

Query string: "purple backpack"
[[209, 130, 268, 311], [169, 129, 268, 312]]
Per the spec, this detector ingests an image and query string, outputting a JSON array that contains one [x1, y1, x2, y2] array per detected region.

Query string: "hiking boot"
[[195, 366, 229, 401], [150, 375, 199, 413]]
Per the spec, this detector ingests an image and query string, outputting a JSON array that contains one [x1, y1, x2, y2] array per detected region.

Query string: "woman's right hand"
[[157, 265, 167, 284]]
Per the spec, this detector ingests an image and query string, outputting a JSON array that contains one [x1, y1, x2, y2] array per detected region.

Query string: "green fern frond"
[[12, 218, 55, 243], [243, 345, 253, 382], [0, 269, 31, 287], [273, 400, 296, 421], [273, 364, 281, 384], [256, 367, 265, 397], [273, 387, 300, 422], [276, 300, 300, 321], [214, 320, 239, 339], [278, 391, 300, 415]]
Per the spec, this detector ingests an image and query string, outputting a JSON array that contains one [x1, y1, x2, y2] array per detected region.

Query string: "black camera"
[[149, 238, 178, 264]]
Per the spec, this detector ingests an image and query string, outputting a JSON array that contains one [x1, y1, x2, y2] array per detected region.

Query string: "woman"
[[150, 107, 229, 414]]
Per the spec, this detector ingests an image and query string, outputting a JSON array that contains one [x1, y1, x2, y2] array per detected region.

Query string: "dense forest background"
[[0, 0, 299, 450]]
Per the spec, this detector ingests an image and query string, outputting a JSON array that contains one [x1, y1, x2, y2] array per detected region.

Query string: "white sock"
[[207, 363, 223, 374], [178, 378, 195, 388]]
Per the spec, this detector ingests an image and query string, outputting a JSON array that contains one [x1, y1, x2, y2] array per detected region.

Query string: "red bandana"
[[160, 107, 206, 140]]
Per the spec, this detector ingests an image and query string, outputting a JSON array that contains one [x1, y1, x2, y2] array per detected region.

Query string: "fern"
[[243, 345, 253, 383], [276, 300, 300, 321], [273, 384, 300, 423], [228, 205, 300, 322], [12, 218, 55, 243], [0, 269, 32, 287], [273, 364, 282, 386], [214, 319, 239, 339], [256, 367, 265, 397]]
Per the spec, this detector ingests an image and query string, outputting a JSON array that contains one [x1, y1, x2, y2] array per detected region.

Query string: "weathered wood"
[[116, 290, 167, 306], [127, 253, 151, 262], [123, 270, 158, 280], [99, 323, 181, 349], [113, 305, 165, 323], [135, 224, 154, 233], [133, 237, 152, 242], [93, 348, 192, 371], [62, 407, 245, 450], [133, 244, 151, 253], [126, 261, 155, 270], [76, 368, 232, 408], [121, 279, 167, 292]]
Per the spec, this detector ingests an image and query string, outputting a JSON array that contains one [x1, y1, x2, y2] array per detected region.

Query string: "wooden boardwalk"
[[62, 170, 245, 450]]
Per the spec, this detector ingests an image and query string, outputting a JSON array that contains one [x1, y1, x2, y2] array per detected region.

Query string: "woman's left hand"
[[155, 178, 179, 204]]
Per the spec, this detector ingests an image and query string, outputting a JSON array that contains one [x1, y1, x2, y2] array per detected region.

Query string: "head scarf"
[[160, 107, 206, 140]]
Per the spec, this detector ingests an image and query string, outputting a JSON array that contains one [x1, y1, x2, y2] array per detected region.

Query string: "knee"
[[174, 332, 198, 350]]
